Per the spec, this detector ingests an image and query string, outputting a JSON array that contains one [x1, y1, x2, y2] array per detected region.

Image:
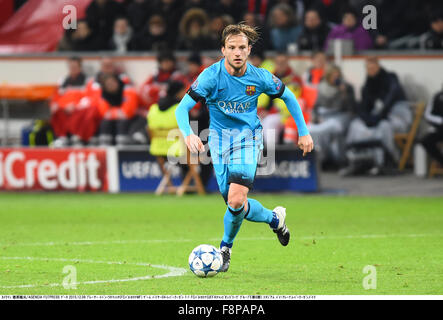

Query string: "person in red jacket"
[[50, 56, 101, 147], [97, 74, 139, 146], [139, 51, 185, 110]]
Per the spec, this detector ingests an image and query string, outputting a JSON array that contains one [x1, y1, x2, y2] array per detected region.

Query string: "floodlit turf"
[[0, 192, 442, 295]]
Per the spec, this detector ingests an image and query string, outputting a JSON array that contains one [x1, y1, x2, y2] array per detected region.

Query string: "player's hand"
[[185, 134, 205, 154], [298, 134, 314, 157]]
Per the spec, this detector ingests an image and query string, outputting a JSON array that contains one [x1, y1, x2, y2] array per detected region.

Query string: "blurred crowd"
[[45, 49, 443, 178], [57, 0, 443, 53], [40, 0, 443, 179]]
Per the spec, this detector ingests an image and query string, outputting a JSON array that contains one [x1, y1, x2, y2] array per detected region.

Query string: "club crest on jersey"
[[272, 75, 282, 91], [246, 85, 256, 96]]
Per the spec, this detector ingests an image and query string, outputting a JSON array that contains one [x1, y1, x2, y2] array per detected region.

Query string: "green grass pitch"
[[0, 193, 442, 295]]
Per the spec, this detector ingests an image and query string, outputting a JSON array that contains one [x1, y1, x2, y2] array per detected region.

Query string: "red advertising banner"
[[0, 148, 108, 191]]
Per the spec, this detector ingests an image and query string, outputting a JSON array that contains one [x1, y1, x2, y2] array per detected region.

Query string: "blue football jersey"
[[187, 59, 285, 144]]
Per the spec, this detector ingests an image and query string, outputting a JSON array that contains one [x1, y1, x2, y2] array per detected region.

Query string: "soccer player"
[[175, 24, 314, 272]]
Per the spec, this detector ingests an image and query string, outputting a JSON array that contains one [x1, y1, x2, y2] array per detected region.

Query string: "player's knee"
[[227, 193, 246, 211]]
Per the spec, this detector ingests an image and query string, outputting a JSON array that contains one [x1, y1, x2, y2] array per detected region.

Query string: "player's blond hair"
[[221, 23, 259, 47]]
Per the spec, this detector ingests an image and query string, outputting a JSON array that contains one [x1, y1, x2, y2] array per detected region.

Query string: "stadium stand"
[[0, 0, 442, 180]]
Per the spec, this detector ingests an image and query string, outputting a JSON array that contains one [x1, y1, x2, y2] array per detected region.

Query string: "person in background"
[[324, 8, 373, 52], [97, 74, 138, 146], [151, 0, 184, 44], [421, 86, 443, 165], [210, 0, 245, 23], [139, 51, 185, 110], [133, 14, 173, 51], [126, 0, 152, 34], [50, 57, 101, 147], [176, 8, 216, 51], [282, 50, 328, 145], [260, 52, 303, 148], [341, 57, 412, 176], [268, 3, 302, 51], [308, 64, 355, 168], [297, 8, 331, 51], [108, 17, 135, 53], [208, 14, 234, 49], [85, 0, 125, 47], [182, 53, 213, 189], [301, 50, 328, 117], [85, 57, 132, 117], [242, 11, 269, 53], [312, 0, 348, 25], [420, 12, 443, 50], [58, 20, 102, 51], [147, 80, 187, 160]]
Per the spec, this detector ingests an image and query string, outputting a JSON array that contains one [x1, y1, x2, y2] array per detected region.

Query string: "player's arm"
[[175, 94, 204, 153], [280, 87, 314, 156]]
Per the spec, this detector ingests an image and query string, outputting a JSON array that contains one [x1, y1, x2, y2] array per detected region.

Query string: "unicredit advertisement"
[[0, 148, 108, 191]]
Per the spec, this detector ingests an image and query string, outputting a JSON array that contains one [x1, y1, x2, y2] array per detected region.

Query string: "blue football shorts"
[[208, 130, 263, 202]]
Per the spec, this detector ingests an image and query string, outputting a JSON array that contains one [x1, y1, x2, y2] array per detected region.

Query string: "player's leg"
[[219, 183, 249, 272], [245, 199, 290, 246]]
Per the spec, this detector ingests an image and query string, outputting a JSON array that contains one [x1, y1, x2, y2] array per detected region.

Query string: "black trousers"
[[421, 128, 443, 165], [98, 119, 131, 145]]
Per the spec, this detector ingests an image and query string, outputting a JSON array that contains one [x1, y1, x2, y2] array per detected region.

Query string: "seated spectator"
[[283, 50, 328, 145], [324, 9, 373, 52], [139, 51, 185, 110], [210, 0, 245, 23], [176, 8, 217, 51], [421, 86, 443, 165], [242, 12, 270, 53], [184, 0, 211, 12], [208, 14, 234, 49], [268, 3, 302, 51], [150, 0, 184, 45], [126, 0, 152, 34], [301, 50, 328, 113], [85, 57, 132, 109], [85, 0, 126, 47], [341, 57, 413, 176], [97, 74, 138, 146], [308, 64, 355, 167], [50, 57, 101, 147], [108, 17, 136, 53], [311, 0, 347, 25], [183, 52, 204, 87], [133, 14, 173, 51], [420, 12, 443, 50], [259, 52, 303, 148], [297, 8, 331, 51], [58, 20, 102, 51]]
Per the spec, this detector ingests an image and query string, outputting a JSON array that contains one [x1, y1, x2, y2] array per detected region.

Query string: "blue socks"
[[221, 203, 247, 248], [220, 198, 279, 249]]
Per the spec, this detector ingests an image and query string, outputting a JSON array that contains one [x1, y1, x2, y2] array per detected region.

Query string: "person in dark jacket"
[[85, 0, 126, 46], [297, 8, 331, 51], [341, 57, 412, 175], [421, 87, 443, 165], [420, 12, 443, 50]]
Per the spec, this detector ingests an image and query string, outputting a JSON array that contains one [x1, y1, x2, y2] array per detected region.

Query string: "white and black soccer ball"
[[188, 244, 222, 277]]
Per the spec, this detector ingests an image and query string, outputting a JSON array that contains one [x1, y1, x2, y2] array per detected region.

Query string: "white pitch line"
[[1, 233, 441, 248], [0, 256, 187, 289]]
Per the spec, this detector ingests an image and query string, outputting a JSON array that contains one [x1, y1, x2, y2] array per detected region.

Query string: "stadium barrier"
[[0, 146, 319, 193]]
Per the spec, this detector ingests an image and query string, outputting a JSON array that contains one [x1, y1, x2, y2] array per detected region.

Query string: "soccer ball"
[[188, 244, 222, 277]]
